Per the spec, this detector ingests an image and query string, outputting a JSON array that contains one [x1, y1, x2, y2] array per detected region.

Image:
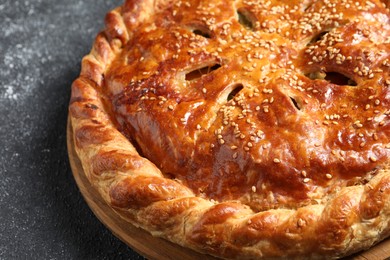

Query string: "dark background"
[[0, 0, 145, 259]]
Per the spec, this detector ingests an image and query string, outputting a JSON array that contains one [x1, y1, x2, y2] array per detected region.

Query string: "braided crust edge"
[[69, 1, 390, 259]]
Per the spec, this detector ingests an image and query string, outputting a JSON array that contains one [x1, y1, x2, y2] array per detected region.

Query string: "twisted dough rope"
[[69, 0, 390, 258]]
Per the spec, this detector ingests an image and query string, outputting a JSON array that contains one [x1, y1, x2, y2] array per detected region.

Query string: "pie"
[[69, 0, 390, 258]]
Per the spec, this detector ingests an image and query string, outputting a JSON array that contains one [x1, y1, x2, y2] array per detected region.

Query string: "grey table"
[[0, 1, 145, 259]]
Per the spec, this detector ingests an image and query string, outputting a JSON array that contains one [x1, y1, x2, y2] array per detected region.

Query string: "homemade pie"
[[69, 0, 390, 258]]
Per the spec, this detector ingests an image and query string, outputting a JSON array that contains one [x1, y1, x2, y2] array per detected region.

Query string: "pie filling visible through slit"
[[70, 0, 390, 259]]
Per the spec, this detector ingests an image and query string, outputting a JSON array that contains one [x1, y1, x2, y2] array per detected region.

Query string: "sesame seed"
[[251, 186, 257, 192], [325, 173, 332, 179], [369, 156, 377, 162], [273, 158, 281, 164], [354, 121, 363, 128], [303, 178, 310, 183], [297, 218, 305, 227]]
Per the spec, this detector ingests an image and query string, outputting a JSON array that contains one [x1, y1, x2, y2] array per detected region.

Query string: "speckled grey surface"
[[0, 1, 145, 259]]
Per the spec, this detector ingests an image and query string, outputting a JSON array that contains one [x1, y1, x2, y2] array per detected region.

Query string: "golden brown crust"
[[69, 0, 390, 259]]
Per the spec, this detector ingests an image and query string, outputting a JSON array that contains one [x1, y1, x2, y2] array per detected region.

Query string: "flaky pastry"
[[69, 0, 390, 258]]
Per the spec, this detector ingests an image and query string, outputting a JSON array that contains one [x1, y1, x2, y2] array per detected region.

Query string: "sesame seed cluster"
[[105, 0, 390, 211]]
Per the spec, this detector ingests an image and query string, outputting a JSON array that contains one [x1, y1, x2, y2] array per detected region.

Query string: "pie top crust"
[[69, 0, 390, 259]]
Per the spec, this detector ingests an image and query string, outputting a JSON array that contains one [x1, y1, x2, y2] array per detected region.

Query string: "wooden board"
[[67, 118, 390, 260]]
